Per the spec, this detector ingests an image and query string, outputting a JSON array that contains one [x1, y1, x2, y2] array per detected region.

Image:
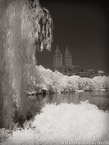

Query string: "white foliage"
[[2, 102, 109, 145], [36, 65, 109, 93]]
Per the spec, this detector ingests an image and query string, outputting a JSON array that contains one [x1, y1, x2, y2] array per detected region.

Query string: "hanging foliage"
[[0, 0, 53, 128], [20, 0, 53, 51]]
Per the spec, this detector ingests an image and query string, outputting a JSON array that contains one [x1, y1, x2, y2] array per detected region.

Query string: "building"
[[53, 46, 81, 76], [53, 46, 97, 77], [64, 47, 72, 67], [53, 46, 63, 68]]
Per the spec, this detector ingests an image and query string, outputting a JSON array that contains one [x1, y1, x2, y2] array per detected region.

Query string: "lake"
[[29, 91, 109, 113]]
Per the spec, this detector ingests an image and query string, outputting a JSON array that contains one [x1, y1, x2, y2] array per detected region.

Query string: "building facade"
[[53, 46, 81, 76], [53, 46, 63, 68], [64, 47, 72, 67], [53, 46, 97, 77]]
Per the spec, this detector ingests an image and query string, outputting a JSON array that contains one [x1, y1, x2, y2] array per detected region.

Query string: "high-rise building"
[[64, 47, 72, 67], [53, 46, 81, 76], [53, 46, 73, 75], [52, 46, 97, 77], [53, 46, 63, 68]]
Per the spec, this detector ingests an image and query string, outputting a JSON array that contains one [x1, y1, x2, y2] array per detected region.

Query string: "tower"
[[53, 46, 63, 68], [64, 47, 72, 67]]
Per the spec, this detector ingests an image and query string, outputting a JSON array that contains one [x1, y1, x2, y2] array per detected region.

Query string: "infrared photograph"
[[0, 0, 109, 145]]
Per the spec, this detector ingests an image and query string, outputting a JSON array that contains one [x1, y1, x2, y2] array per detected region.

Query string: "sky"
[[37, 0, 109, 74]]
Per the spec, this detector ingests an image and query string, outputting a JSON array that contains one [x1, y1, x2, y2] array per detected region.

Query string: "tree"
[[0, 0, 53, 128]]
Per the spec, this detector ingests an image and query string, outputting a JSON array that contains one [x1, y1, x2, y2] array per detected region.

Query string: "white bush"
[[36, 65, 109, 93], [2, 102, 109, 145]]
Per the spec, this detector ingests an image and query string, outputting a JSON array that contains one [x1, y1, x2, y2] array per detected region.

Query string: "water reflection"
[[28, 91, 109, 114]]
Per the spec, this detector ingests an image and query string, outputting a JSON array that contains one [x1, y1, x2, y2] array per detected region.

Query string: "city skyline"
[[37, 0, 109, 74]]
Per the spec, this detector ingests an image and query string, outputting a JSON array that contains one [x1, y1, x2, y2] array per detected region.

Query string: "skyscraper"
[[53, 46, 63, 68], [64, 47, 72, 67], [53, 46, 73, 75], [53, 46, 96, 77]]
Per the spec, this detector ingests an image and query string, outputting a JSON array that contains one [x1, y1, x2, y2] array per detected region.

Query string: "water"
[[28, 91, 109, 114]]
